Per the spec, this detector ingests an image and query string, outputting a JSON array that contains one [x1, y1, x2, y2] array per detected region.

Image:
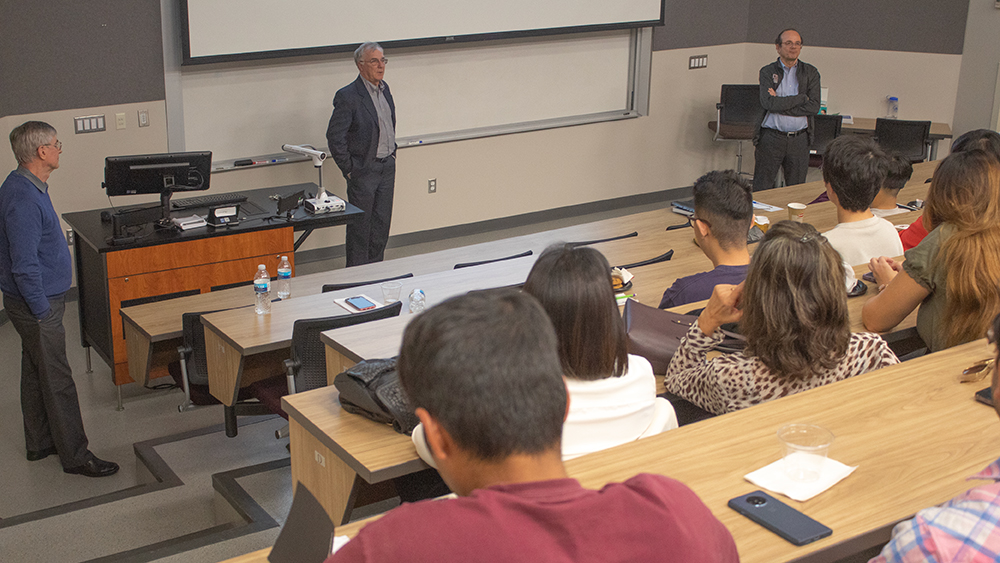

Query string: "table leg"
[[123, 321, 153, 386], [290, 417, 359, 525], [205, 327, 244, 407]]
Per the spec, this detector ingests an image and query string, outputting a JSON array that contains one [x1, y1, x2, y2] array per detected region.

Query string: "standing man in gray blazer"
[[326, 42, 396, 267]]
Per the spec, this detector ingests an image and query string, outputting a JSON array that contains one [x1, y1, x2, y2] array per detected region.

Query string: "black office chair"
[[453, 250, 533, 269], [874, 118, 931, 163], [709, 84, 762, 177], [243, 301, 404, 438], [808, 114, 843, 168], [321, 273, 414, 293], [170, 305, 265, 415]]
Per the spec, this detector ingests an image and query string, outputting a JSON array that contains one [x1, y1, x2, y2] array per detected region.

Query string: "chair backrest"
[[181, 306, 250, 385], [809, 114, 843, 154], [453, 250, 532, 269], [289, 300, 404, 393], [322, 272, 414, 293], [718, 84, 762, 125], [874, 118, 931, 162]]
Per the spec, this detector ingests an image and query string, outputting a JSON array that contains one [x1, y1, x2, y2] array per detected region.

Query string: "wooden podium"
[[62, 183, 362, 398]]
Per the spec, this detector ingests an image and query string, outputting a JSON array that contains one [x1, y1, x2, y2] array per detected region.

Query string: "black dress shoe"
[[63, 457, 120, 478], [26, 446, 58, 461]]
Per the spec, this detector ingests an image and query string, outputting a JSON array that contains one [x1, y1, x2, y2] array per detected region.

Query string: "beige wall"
[[0, 43, 961, 261]]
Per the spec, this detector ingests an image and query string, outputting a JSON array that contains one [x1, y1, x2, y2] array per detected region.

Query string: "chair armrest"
[[177, 344, 192, 360], [284, 358, 300, 395]]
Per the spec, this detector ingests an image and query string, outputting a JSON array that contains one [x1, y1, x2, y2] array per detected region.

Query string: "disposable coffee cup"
[[777, 423, 834, 483], [380, 281, 402, 304], [787, 203, 807, 223]]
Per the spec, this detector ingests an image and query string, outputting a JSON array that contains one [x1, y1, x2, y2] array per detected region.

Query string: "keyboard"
[[171, 193, 248, 210]]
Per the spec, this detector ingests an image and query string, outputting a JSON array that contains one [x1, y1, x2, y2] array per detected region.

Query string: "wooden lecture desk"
[[63, 182, 363, 409], [238, 338, 997, 563]]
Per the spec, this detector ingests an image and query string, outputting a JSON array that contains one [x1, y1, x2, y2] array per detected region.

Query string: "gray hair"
[[354, 42, 383, 65], [10, 121, 56, 165]]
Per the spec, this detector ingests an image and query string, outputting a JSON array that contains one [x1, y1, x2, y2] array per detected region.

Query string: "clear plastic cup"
[[380, 281, 402, 304], [777, 423, 834, 483]]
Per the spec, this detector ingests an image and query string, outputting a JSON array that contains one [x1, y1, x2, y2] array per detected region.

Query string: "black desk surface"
[[63, 183, 362, 254]]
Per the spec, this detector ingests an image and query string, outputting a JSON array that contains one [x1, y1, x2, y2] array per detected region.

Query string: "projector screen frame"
[[179, 0, 664, 66]]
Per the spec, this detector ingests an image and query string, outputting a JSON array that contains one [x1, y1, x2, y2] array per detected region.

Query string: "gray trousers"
[[752, 128, 810, 192], [4, 294, 91, 468], [346, 157, 395, 267]]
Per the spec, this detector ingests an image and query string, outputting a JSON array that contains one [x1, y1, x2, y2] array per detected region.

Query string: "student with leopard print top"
[[664, 221, 899, 415]]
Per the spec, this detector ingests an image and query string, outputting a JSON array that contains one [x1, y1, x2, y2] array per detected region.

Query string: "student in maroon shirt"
[[328, 289, 738, 563]]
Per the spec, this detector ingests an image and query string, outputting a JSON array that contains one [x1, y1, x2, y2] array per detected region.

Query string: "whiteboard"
[[180, 31, 634, 162], [183, 0, 660, 61]]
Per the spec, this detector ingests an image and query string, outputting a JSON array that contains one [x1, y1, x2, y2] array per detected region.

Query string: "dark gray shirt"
[[363, 78, 395, 158]]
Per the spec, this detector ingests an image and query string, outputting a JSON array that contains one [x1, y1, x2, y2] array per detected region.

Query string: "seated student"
[[414, 244, 677, 463], [329, 290, 739, 563], [821, 135, 904, 266], [664, 221, 898, 415], [870, 154, 914, 218], [899, 128, 1000, 250], [524, 245, 677, 458], [868, 312, 1000, 563], [659, 170, 752, 310], [863, 150, 1000, 353]]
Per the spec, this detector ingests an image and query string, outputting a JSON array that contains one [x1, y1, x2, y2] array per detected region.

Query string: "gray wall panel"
[[653, 0, 750, 51], [952, 1, 1000, 135], [0, 0, 165, 118], [746, 0, 967, 54]]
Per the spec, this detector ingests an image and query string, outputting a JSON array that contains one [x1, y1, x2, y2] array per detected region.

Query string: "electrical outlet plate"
[[74, 115, 106, 134], [115, 113, 126, 130], [688, 55, 708, 70], [428, 178, 437, 193], [138, 109, 150, 127]]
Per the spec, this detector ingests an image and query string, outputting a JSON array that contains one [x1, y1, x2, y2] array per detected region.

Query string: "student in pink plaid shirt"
[[870, 313, 1000, 563]]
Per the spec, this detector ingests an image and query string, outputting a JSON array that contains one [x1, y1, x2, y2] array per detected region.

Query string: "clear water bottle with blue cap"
[[409, 289, 426, 314], [254, 264, 271, 315]]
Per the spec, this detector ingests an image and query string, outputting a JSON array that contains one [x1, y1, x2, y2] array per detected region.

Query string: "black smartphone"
[[728, 490, 832, 546], [345, 296, 377, 311], [862, 271, 876, 283], [976, 386, 994, 407]]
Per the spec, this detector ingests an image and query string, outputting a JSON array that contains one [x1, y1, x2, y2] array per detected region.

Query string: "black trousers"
[[5, 294, 92, 468], [752, 128, 810, 192], [346, 157, 395, 267]]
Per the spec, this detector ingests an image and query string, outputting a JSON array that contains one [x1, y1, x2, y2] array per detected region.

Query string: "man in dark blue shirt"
[[1, 121, 118, 477], [659, 170, 752, 310]]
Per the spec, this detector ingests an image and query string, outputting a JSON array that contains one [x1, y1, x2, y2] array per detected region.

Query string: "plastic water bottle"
[[276, 256, 291, 300], [254, 264, 271, 315], [886, 96, 899, 119], [409, 289, 426, 314]]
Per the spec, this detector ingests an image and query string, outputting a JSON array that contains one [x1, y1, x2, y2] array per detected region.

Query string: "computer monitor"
[[103, 151, 212, 225], [103, 151, 212, 196]]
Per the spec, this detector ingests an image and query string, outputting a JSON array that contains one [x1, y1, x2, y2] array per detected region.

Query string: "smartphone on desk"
[[728, 490, 832, 546], [976, 386, 994, 407], [345, 295, 377, 312]]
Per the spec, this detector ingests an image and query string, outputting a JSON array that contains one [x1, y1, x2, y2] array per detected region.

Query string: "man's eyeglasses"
[[43, 140, 62, 151], [366, 58, 388, 66], [691, 215, 712, 229], [782, 41, 802, 47]]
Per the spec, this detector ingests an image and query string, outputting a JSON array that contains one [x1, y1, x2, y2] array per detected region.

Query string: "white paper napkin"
[[745, 456, 857, 502]]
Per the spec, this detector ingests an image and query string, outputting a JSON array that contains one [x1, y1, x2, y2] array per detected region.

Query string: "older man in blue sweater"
[[1, 121, 118, 477]]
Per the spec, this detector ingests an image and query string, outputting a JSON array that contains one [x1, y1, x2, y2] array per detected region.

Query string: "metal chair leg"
[[85, 347, 93, 374], [116, 385, 124, 411]]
